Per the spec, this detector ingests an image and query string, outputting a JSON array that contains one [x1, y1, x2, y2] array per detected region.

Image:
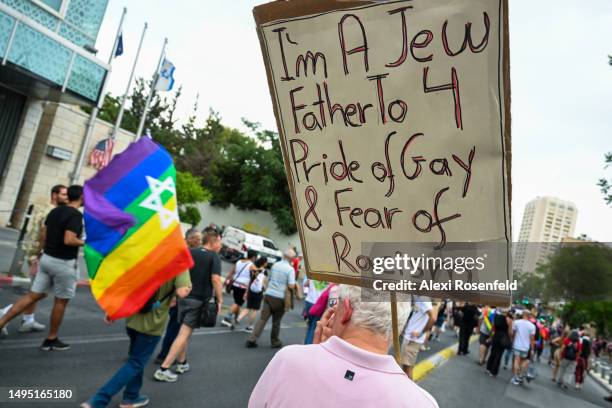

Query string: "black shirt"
[[44, 206, 83, 260], [460, 304, 479, 328], [187, 248, 221, 301]]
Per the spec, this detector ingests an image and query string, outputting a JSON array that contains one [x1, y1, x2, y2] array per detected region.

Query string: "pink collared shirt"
[[249, 336, 438, 408]]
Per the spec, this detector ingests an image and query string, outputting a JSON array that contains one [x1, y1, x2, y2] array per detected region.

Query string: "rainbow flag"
[[83, 137, 193, 320]]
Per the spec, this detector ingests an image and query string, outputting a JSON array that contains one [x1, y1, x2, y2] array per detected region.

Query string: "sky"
[[95, 0, 612, 242]]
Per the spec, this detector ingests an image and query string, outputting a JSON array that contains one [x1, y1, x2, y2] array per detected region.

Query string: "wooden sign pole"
[[390, 292, 401, 365]]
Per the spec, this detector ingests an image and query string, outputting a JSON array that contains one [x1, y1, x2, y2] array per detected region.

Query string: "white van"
[[220, 226, 282, 266]]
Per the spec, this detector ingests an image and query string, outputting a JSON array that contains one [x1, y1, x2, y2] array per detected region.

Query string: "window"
[[263, 240, 278, 250], [31, 0, 68, 17]]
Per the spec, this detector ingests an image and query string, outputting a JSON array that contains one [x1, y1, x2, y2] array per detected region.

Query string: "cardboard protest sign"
[[254, 0, 511, 303]]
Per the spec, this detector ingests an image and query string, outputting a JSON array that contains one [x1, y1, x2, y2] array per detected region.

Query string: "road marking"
[[0, 322, 306, 350], [413, 335, 478, 382]]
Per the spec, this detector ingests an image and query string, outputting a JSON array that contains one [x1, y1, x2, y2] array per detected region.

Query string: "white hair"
[[338, 284, 411, 340]]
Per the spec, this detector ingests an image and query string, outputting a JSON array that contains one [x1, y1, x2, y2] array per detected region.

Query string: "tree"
[[208, 120, 296, 235], [514, 269, 547, 304], [176, 171, 211, 226], [597, 152, 612, 205]]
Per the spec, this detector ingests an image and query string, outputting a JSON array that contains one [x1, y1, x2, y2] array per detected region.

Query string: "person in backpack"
[[236, 257, 269, 332], [222, 250, 258, 329], [556, 330, 582, 389], [153, 229, 223, 383], [574, 333, 591, 389]]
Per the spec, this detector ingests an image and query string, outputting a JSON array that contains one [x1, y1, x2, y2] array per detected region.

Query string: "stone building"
[[0, 0, 118, 227]]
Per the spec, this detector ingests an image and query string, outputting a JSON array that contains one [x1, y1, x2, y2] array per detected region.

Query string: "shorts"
[[178, 297, 204, 329], [232, 286, 247, 306], [401, 341, 422, 367], [30, 254, 78, 299], [247, 291, 263, 310], [513, 348, 529, 359], [479, 333, 491, 346]]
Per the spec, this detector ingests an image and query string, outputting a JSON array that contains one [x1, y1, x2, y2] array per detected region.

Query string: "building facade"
[[513, 196, 578, 273], [0, 0, 111, 226]]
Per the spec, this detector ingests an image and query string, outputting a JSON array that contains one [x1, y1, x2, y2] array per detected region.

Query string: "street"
[[0, 229, 609, 407]]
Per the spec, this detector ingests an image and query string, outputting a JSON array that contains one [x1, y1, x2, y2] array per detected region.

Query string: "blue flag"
[[115, 33, 124, 57]]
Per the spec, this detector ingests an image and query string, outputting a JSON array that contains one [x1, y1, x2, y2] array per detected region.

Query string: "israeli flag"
[[155, 59, 175, 92]]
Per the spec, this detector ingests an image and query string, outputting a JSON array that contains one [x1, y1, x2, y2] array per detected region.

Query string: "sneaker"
[[153, 368, 178, 382], [79, 403, 92, 408], [245, 340, 258, 348], [511, 377, 522, 386], [271, 342, 283, 349], [119, 394, 150, 408], [220, 318, 234, 329], [174, 362, 190, 374], [244, 326, 254, 333], [40, 338, 54, 351], [19, 319, 46, 333], [47, 338, 70, 351]]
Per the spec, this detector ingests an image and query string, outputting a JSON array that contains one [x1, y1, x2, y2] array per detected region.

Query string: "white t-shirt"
[[512, 319, 536, 352], [250, 272, 265, 293], [305, 280, 327, 304], [403, 298, 433, 344], [233, 260, 253, 287]]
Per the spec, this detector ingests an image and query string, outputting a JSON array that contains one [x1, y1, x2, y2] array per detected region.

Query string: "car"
[[220, 226, 282, 266]]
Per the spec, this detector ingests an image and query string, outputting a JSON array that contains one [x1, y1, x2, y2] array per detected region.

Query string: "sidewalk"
[[419, 340, 609, 408]]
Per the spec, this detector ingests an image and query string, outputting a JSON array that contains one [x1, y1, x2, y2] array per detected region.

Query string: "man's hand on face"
[[313, 307, 335, 345]]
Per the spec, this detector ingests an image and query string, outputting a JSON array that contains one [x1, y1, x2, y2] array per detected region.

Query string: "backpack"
[[564, 341, 578, 360]]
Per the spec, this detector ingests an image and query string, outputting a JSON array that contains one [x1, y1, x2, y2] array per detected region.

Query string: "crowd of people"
[[419, 299, 606, 393], [0, 186, 609, 407]]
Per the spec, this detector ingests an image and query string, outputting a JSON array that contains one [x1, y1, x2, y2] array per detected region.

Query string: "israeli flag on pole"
[[154, 59, 175, 92]]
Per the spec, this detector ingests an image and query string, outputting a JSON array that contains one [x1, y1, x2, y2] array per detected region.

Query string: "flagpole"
[[135, 37, 167, 140], [71, 7, 127, 184], [111, 22, 147, 140]]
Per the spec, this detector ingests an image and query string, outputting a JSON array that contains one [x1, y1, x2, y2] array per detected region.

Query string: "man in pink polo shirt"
[[249, 285, 438, 408]]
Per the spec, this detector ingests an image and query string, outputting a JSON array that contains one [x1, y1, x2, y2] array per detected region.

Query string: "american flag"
[[89, 138, 116, 170]]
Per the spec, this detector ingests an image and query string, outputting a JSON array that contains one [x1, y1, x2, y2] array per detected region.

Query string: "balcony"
[[0, 0, 109, 105]]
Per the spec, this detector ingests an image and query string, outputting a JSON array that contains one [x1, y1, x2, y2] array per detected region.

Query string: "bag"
[[140, 286, 174, 314], [199, 297, 218, 328], [564, 341, 577, 360], [226, 261, 250, 294]]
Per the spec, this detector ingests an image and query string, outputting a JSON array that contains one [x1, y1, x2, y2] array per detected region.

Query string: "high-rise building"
[[513, 196, 578, 273]]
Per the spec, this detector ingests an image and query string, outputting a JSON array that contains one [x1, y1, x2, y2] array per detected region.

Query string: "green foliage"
[[543, 244, 612, 301], [176, 171, 211, 227], [532, 243, 612, 335], [85, 78, 296, 234], [561, 301, 612, 337], [514, 269, 547, 303], [597, 152, 612, 205], [208, 120, 297, 235], [176, 171, 211, 204]]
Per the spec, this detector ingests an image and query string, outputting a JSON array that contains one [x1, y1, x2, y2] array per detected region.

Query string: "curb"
[[413, 335, 478, 382], [0, 274, 90, 288], [590, 369, 612, 393]]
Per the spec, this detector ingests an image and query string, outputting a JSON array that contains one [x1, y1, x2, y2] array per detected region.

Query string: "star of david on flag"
[[154, 59, 175, 92]]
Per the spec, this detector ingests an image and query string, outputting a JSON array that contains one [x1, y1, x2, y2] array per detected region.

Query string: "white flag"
[[155, 59, 175, 92]]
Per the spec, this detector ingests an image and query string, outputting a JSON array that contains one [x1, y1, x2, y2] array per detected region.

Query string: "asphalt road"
[[1, 227, 609, 408]]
